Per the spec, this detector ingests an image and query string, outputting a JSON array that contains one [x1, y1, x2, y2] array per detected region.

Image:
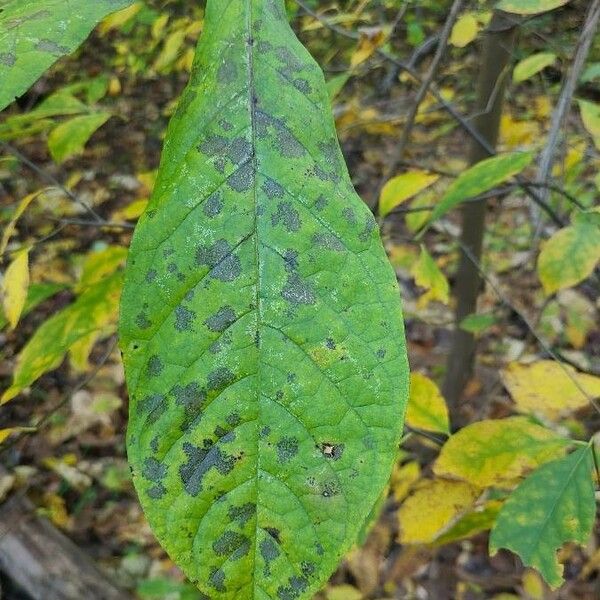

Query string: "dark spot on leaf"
[[322, 481, 340, 497], [260, 426, 271, 438], [135, 312, 152, 329], [142, 457, 167, 483], [359, 214, 377, 242], [227, 137, 252, 165], [220, 119, 233, 131], [145, 269, 157, 283], [293, 78, 312, 94], [313, 232, 344, 252], [342, 207, 357, 225], [228, 502, 256, 526], [205, 306, 236, 332], [213, 530, 250, 560], [256, 111, 306, 158], [325, 338, 336, 349], [207, 367, 235, 391], [277, 575, 309, 600], [147, 483, 166, 499], [283, 250, 298, 272], [203, 192, 223, 218], [0, 52, 16, 67], [175, 305, 195, 331], [282, 272, 316, 305], [138, 394, 166, 423], [276, 437, 298, 463], [271, 201, 301, 232], [266, 526, 281, 543], [227, 161, 254, 192], [209, 567, 226, 592], [260, 537, 280, 576], [315, 542, 324, 556], [262, 179, 284, 199], [179, 441, 236, 496], [315, 195, 328, 210], [198, 135, 228, 156], [196, 239, 241, 282], [147, 355, 163, 377], [320, 442, 345, 460], [377, 348, 386, 359], [172, 383, 206, 430], [301, 562, 315, 577], [257, 40, 272, 53], [217, 61, 237, 84], [35, 39, 69, 54]]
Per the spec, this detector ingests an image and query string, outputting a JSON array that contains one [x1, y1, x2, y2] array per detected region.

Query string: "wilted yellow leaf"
[[433, 417, 568, 487], [0, 189, 48, 255], [522, 569, 546, 600], [579, 99, 600, 150], [0, 427, 35, 444], [411, 246, 450, 307], [450, 14, 479, 48], [350, 28, 385, 67], [500, 114, 539, 148], [98, 2, 142, 35], [379, 171, 439, 216], [501, 361, 600, 420], [2, 248, 30, 330], [398, 479, 479, 544], [390, 461, 421, 502], [407, 373, 450, 434], [326, 585, 362, 600]]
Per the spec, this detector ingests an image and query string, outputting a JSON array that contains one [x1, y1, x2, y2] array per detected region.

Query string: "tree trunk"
[[442, 11, 519, 424]]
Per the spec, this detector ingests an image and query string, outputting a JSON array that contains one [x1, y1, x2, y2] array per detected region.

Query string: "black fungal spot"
[[135, 312, 152, 330], [147, 483, 166, 499], [209, 567, 226, 592], [276, 437, 299, 463], [312, 232, 344, 252], [228, 503, 256, 526], [179, 441, 236, 496], [150, 436, 160, 453], [217, 60, 237, 84], [260, 426, 271, 438], [260, 537, 280, 576], [255, 111, 306, 158], [174, 305, 195, 331], [315, 195, 328, 211], [226, 412, 241, 427], [213, 531, 250, 560], [138, 394, 167, 423], [293, 78, 312, 94], [227, 137, 252, 165], [287, 372, 297, 383], [322, 481, 340, 497], [227, 162, 254, 192], [315, 542, 324, 556], [271, 202, 301, 232], [35, 39, 69, 54], [257, 40, 272, 53], [147, 355, 163, 377], [359, 214, 377, 242], [376, 348, 387, 359], [342, 207, 357, 225], [301, 562, 316, 577], [325, 338, 336, 350], [198, 135, 228, 156], [207, 367, 235, 392], [319, 442, 345, 461], [196, 239, 241, 282], [142, 457, 167, 483], [145, 269, 158, 283], [275, 46, 304, 73], [281, 273, 316, 306], [262, 179, 284, 199], [0, 52, 16, 66], [283, 250, 298, 273], [205, 306, 236, 332], [203, 192, 223, 218], [266, 526, 281, 543], [277, 576, 309, 600], [172, 382, 206, 430], [219, 119, 233, 131]]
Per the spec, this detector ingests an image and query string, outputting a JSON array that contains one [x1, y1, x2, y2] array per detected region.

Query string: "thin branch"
[[385, 0, 464, 178], [535, 0, 600, 216]]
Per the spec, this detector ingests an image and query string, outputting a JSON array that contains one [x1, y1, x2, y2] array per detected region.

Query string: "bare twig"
[[535, 0, 600, 221], [385, 0, 464, 178]]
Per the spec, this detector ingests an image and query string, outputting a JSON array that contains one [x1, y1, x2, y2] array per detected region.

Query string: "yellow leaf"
[[350, 28, 385, 67], [537, 217, 600, 295], [579, 99, 600, 150], [379, 171, 439, 216], [433, 417, 568, 487], [0, 427, 35, 444], [2, 248, 30, 329], [98, 2, 143, 35], [398, 479, 479, 544], [407, 373, 450, 434], [501, 360, 600, 420], [522, 569, 546, 600], [153, 29, 187, 73], [326, 585, 363, 600], [112, 198, 149, 222], [500, 114, 539, 148], [450, 14, 479, 48], [513, 52, 556, 83], [1, 189, 48, 255], [390, 461, 421, 502], [411, 245, 450, 307]]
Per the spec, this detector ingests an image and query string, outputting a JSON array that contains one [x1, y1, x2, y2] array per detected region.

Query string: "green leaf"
[[433, 417, 570, 488], [119, 1, 409, 599], [2, 271, 121, 403], [496, 0, 571, 15], [490, 446, 596, 589], [48, 112, 111, 163], [0, 0, 134, 112], [425, 152, 533, 228], [513, 52, 557, 83], [537, 215, 600, 295], [578, 99, 600, 150], [410, 245, 449, 306], [459, 313, 497, 334]]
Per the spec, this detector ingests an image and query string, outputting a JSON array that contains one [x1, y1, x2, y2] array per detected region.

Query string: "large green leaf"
[[0, 0, 133, 112], [496, 0, 571, 15], [490, 446, 596, 589], [119, 1, 409, 598]]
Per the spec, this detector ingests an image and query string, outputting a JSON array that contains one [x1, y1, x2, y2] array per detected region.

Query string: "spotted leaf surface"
[[0, 0, 133, 112], [119, 1, 409, 598]]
